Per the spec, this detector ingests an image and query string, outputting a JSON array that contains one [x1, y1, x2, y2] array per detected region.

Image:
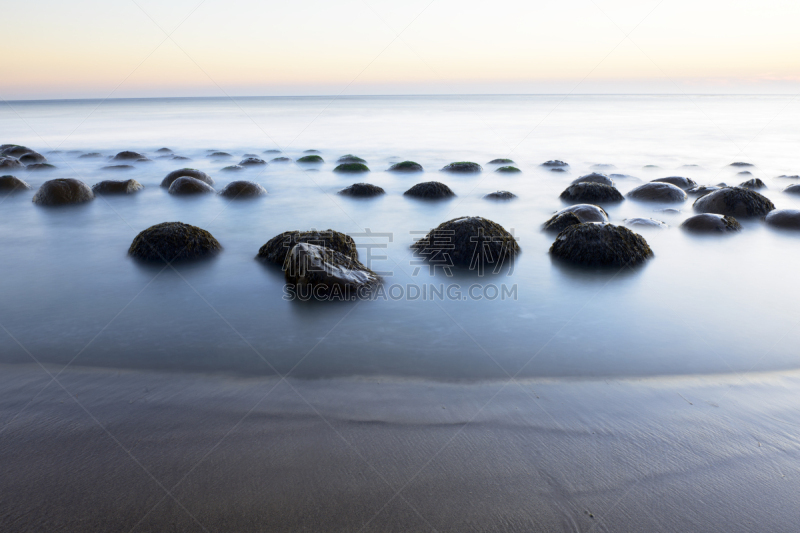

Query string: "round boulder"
[[404, 181, 455, 199], [338, 154, 366, 163], [0, 175, 31, 192], [209, 152, 231, 158], [441, 162, 482, 173], [388, 161, 423, 173], [239, 157, 266, 166], [495, 166, 521, 173], [765, 209, 800, 230], [19, 152, 46, 165], [168, 177, 215, 195], [624, 218, 668, 229], [92, 179, 144, 195], [541, 160, 568, 168], [128, 222, 221, 262], [221, 165, 244, 172], [102, 165, 133, 171], [338, 183, 385, 197], [334, 163, 370, 173], [218, 181, 267, 198], [559, 183, 624, 203], [651, 176, 697, 190], [572, 173, 613, 186], [484, 191, 516, 200], [739, 178, 766, 190], [161, 168, 214, 188], [32, 178, 94, 206], [0, 156, 24, 170], [626, 182, 687, 203], [297, 155, 324, 163], [550, 223, 653, 267], [26, 163, 56, 171], [112, 151, 144, 161], [687, 185, 721, 198], [488, 158, 514, 165], [692, 187, 775, 217], [1, 145, 34, 158], [79, 152, 103, 159], [283, 243, 379, 298], [552, 204, 609, 224], [410, 216, 520, 268], [543, 212, 582, 233], [257, 229, 357, 265], [271, 157, 292, 163], [680, 214, 742, 233], [783, 184, 800, 195], [155, 148, 172, 154]]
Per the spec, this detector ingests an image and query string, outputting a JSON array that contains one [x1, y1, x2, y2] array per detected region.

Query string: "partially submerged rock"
[[221, 165, 244, 172], [0, 175, 31, 192], [559, 183, 624, 203], [541, 160, 568, 168], [730, 162, 753, 167], [551, 204, 609, 224], [687, 185, 721, 198], [692, 187, 775, 217], [218, 181, 267, 198], [337, 154, 366, 163], [0, 156, 24, 170], [543, 212, 583, 233], [739, 178, 766, 190], [172, 155, 191, 161], [680, 214, 742, 233], [651, 176, 697, 190], [441, 162, 482, 173], [495, 166, 521, 173], [112, 151, 144, 161], [626, 182, 687, 202], [388, 161, 423, 172], [283, 243, 379, 298], [338, 183, 385, 197], [549, 168, 566, 173], [270, 157, 292, 163], [333, 163, 370, 173], [239, 157, 267, 166], [410, 216, 519, 269], [209, 152, 231, 158], [32, 178, 94, 206], [297, 155, 324, 163], [404, 181, 455, 199], [102, 165, 133, 171], [1, 145, 35, 158], [19, 152, 47, 165], [26, 163, 56, 171], [624, 218, 668, 229], [303, 149, 321, 154], [737, 171, 753, 176], [783, 184, 800, 195], [777, 175, 799, 180], [168, 176, 215, 195], [263, 149, 281, 154], [155, 148, 172, 153], [79, 152, 103, 158], [550, 223, 652, 267], [128, 222, 221, 262], [257, 229, 358, 265], [571, 173, 613, 186], [484, 191, 516, 200], [161, 168, 214, 188], [765, 209, 800, 230], [92, 179, 144, 195], [488, 158, 514, 164]]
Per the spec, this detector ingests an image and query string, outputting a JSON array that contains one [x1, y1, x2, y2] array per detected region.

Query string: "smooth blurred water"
[[2, 95, 800, 380]]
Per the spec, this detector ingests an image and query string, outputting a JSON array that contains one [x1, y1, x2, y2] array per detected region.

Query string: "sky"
[[2, 0, 800, 100]]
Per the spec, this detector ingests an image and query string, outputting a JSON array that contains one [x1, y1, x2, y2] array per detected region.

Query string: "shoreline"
[[2, 364, 798, 532]]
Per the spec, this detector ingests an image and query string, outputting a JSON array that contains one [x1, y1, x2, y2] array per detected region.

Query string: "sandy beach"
[[2, 364, 798, 532]]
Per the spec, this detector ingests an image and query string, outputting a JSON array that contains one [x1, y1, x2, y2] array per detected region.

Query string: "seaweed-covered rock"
[[161, 168, 214, 188], [692, 187, 775, 217], [488, 158, 514, 164], [404, 181, 455, 199], [484, 191, 516, 200], [626, 182, 687, 202], [441, 162, 482, 173], [572, 173, 613, 186], [543, 212, 582, 232], [102, 165, 134, 171], [730, 162, 753, 167], [218, 181, 267, 198], [388, 161, 423, 173], [297, 155, 324, 163], [651, 176, 697, 190], [239, 157, 266, 166], [337, 154, 366, 163], [739, 178, 766, 190], [410, 216, 519, 268], [79, 152, 103, 159], [559, 183, 624, 203], [549, 224, 653, 267], [221, 165, 244, 172], [209, 152, 231, 158], [551, 204, 609, 224], [495, 166, 521, 173], [26, 163, 56, 171], [168, 177, 215, 195], [624, 218, 668, 229], [32, 178, 94, 206], [541, 160, 568, 168], [270, 157, 292, 163], [128, 222, 221, 262], [0, 156, 24, 170], [765, 209, 800, 230], [338, 183, 385, 197], [283, 243, 379, 298], [333, 163, 370, 173], [0, 175, 30, 192], [92, 179, 144, 195], [257, 229, 358, 265], [687, 185, 721, 198], [112, 151, 144, 161], [680, 214, 742, 233], [783, 184, 800, 195], [19, 152, 46, 165]]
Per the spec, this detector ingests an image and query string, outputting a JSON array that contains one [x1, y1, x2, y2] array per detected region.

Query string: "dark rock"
[[242, 154, 258, 158], [687, 185, 721, 198], [737, 171, 753, 176], [221, 165, 244, 172], [270, 157, 292, 163], [0, 145, 35, 158], [777, 175, 799, 179], [693, 187, 775, 217], [411, 216, 519, 268], [19, 152, 46, 165], [92, 179, 144, 195], [334, 163, 370, 173], [155, 148, 172, 153], [559, 183, 624, 203], [283, 243, 379, 297], [543, 212, 583, 232], [79, 152, 103, 158], [730, 162, 753, 167], [32, 178, 94, 206], [739, 178, 766, 190], [101, 165, 134, 171], [239, 157, 267, 166], [0, 156, 24, 170], [26, 163, 57, 171], [161, 168, 214, 188], [550, 204, 609, 224], [484, 191, 516, 200], [338, 183, 385, 197], [404, 181, 455, 199], [338, 154, 366, 163], [488, 158, 514, 164], [303, 150, 321, 154], [784, 184, 800, 195], [550, 223, 652, 267], [388, 161, 423, 173], [550, 168, 566, 173], [765, 209, 800, 230], [495, 166, 521, 173], [168, 177, 215, 195], [680, 214, 742, 233], [441, 161, 482, 173], [572, 173, 613, 186], [136, 158, 153, 163], [209, 152, 231, 158], [626, 182, 687, 202], [172, 156, 191, 161], [218, 181, 267, 198], [624, 218, 668, 229], [263, 149, 281, 154], [651, 176, 697, 190], [541, 160, 568, 168], [112, 151, 144, 161], [297, 155, 324, 163], [0, 175, 31, 192], [129, 222, 221, 262], [257, 229, 358, 265]]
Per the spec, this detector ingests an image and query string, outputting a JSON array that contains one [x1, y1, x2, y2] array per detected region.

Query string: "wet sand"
[[1, 364, 799, 532]]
